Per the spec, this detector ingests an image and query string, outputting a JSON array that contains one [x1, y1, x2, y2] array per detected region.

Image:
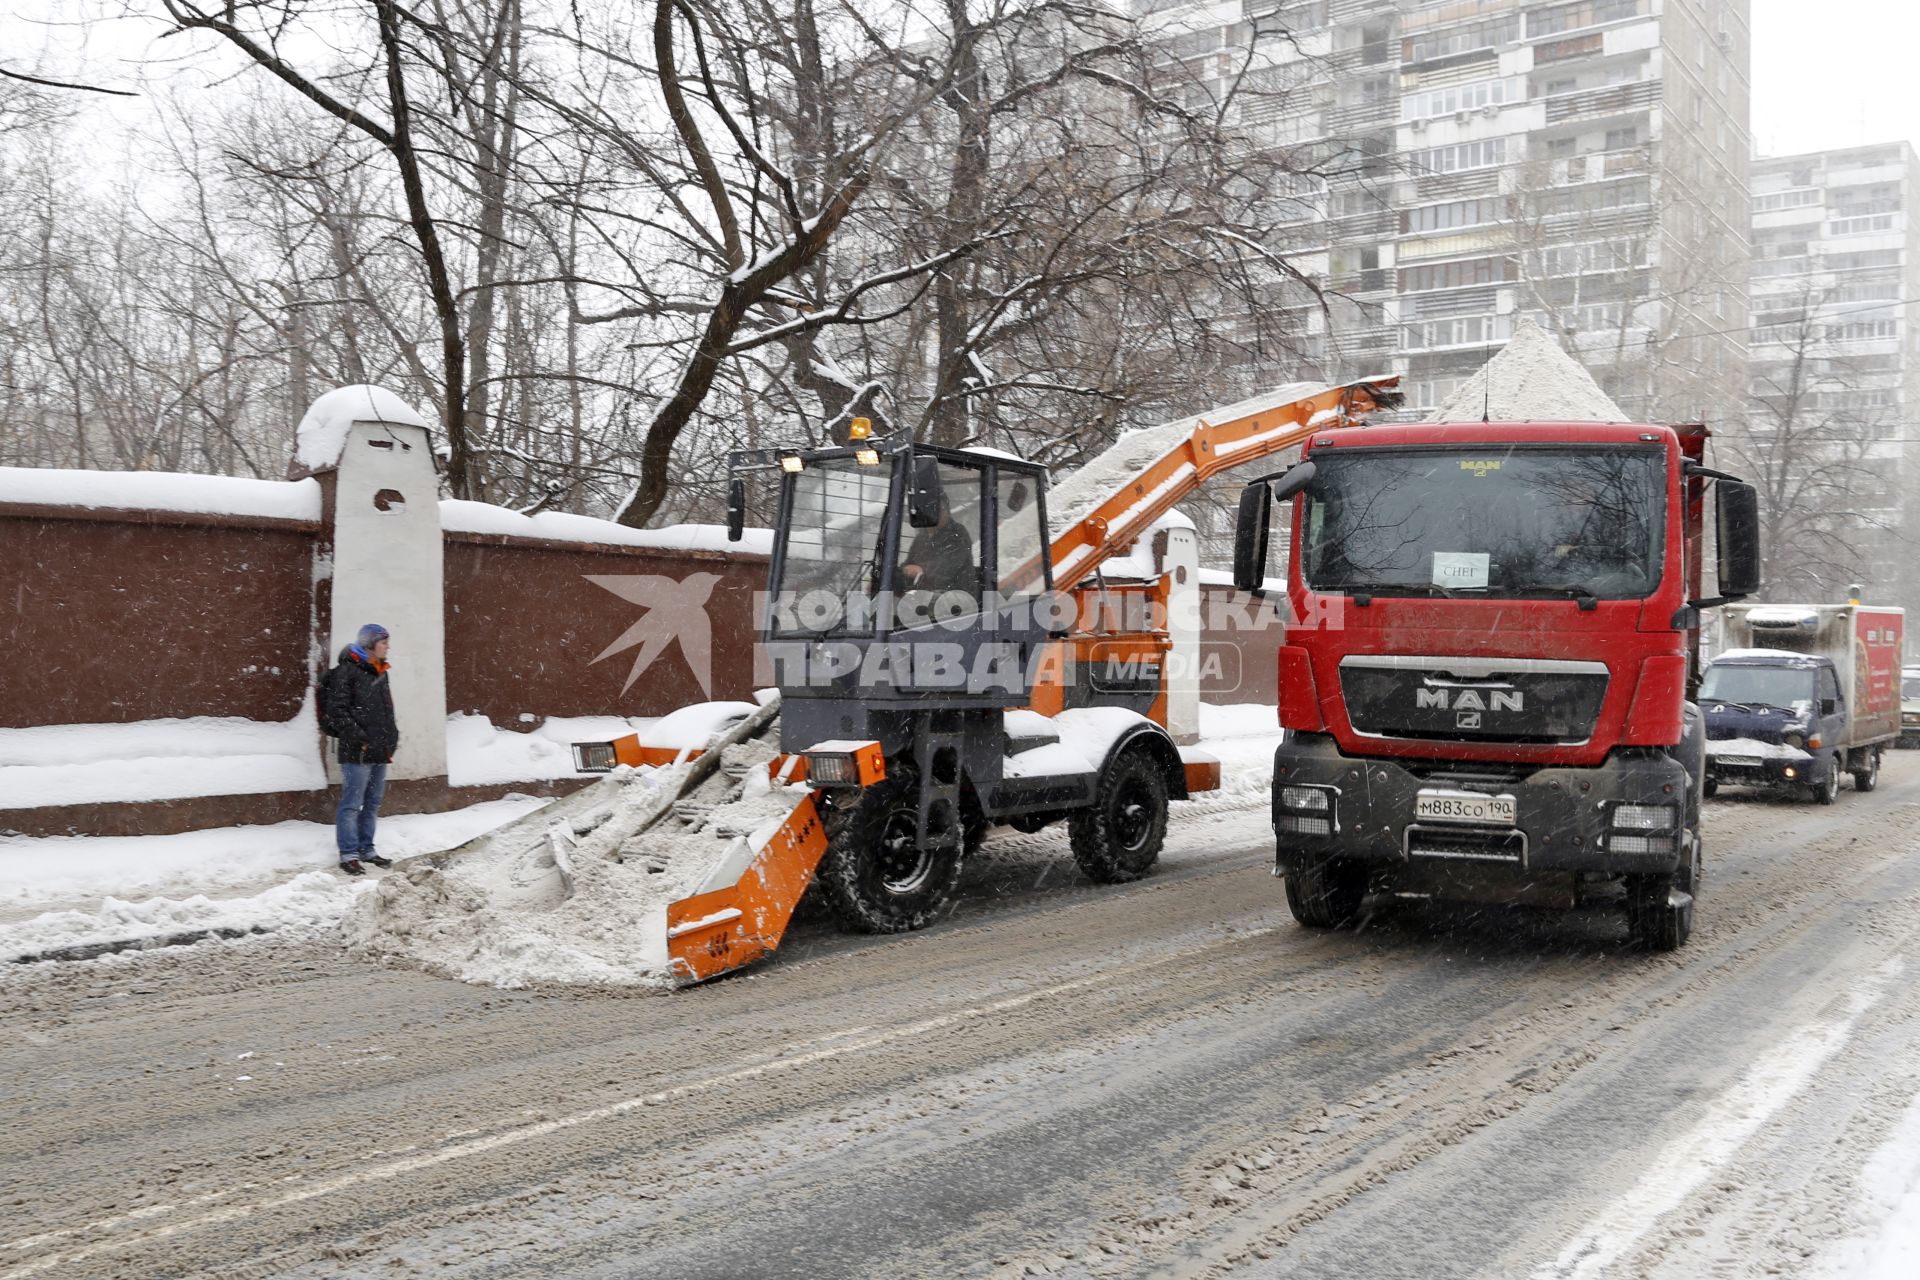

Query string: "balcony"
[[1548, 146, 1651, 184], [1543, 80, 1658, 126]]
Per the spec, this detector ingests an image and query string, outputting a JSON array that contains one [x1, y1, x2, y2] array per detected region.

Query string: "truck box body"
[[1719, 604, 1904, 749]]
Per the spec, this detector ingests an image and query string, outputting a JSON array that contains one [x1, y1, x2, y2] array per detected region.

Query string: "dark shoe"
[[339, 859, 366, 876], [362, 854, 393, 869]]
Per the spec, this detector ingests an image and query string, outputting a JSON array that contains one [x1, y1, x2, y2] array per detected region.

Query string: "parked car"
[[1900, 664, 1920, 748]]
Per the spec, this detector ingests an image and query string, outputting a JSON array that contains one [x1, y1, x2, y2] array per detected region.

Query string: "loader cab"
[[734, 434, 1056, 716]]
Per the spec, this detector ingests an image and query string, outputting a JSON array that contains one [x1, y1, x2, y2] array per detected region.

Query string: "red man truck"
[[1233, 420, 1762, 950]]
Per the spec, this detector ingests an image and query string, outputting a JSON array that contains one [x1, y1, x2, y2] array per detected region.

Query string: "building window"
[[1403, 77, 1523, 121], [1605, 126, 1638, 150], [1408, 138, 1509, 175], [1402, 196, 1505, 233], [1828, 214, 1897, 236], [1399, 256, 1517, 292]]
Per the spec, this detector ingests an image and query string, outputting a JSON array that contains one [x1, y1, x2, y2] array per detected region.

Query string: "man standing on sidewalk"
[[325, 623, 400, 876]]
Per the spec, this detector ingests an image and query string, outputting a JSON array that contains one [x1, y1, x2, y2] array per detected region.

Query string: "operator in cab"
[[900, 494, 977, 597]]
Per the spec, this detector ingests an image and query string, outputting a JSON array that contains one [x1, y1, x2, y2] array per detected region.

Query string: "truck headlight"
[[1608, 833, 1675, 855], [1280, 786, 1330, 812], [1278, 814, 1333, 836], [1783, 731, 1805, 749], [1611, 804, 1676, 831]]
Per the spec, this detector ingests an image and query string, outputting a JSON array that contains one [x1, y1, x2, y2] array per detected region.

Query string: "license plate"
[[1716, 756, 1761, 767], [1415, 789, 1517, 826]]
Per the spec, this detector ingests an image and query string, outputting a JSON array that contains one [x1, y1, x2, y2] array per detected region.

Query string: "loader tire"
[[817, 780, 964, 934], [1069, 748, 1168, 884], [1284, 855, 1368, 930]]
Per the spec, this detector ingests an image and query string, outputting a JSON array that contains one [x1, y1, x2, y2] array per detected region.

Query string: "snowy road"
[[6, 755, 1920, 1278]]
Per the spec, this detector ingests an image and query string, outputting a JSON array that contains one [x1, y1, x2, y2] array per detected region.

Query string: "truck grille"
[[1340, 657, 1608, 745], [1405, 824, 1527, 864]]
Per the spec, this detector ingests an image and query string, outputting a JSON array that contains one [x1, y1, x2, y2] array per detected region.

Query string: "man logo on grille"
[[1457, 710, 1482, 729]]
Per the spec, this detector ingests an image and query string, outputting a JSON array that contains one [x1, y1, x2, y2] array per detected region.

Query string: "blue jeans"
[[337, 762, 389, 860]]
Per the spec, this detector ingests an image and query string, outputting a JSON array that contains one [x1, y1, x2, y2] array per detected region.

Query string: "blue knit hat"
[[356, 623, 390, 648]]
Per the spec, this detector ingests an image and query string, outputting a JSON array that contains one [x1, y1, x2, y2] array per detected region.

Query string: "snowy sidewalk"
[[0, 798, 547, 962], [0, 705, 1281, 966]]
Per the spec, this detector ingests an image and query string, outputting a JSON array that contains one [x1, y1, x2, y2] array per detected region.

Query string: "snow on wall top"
[[440, 499, 773, 555], [1426, 317, 1627, 425], [0, 465, 321, 521], [1047, 381, 1326, 538], [294, 385, 431, 470]]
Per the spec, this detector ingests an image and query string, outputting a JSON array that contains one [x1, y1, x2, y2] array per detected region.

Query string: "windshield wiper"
[[1530, 582, 1601, 609]]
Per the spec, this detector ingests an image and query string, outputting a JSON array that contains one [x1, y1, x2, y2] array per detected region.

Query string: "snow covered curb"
[[0, 798, 547, 964]]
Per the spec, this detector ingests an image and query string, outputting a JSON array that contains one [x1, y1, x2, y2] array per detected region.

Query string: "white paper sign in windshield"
[[1432, 552, 1490, 589]]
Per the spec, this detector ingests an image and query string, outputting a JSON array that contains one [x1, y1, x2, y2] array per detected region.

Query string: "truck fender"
[[1668, 701, 1705, 830]]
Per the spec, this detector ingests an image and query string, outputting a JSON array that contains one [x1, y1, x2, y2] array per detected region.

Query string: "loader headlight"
[[573, 742, 618, 773], [807, 752, 860, 784]]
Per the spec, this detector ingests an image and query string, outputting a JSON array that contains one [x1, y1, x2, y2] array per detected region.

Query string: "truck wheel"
[[1810, 763, 1840, 805], [1626, 833, 1699, 952], [1069, 748, 1168, 884], [1853, 749, 1880, 793], [1702, 776, 1719, 799], [1284, 855, 1368, 929], [817, 780, 964, 934]]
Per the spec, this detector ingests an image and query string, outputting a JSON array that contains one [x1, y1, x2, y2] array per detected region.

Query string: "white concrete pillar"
[[1162, 524, 1202, 745], [321, 410, 448, 781]]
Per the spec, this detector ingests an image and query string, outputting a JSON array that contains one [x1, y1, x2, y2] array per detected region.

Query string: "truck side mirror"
[[1233, 483, 1273, 595], [1822, 698, 1839, 716], [1715, 480, 1761, 599], [726, 475, 746, 543], [1232, 461, 1315, 595], [908, 455, 944, 529]]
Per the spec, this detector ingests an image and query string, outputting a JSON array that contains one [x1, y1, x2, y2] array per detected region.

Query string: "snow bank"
[[441, 499, 773, 555], [0, 696, 327, 810], [0, 466, 320, 520], [446, 713, 661, 787], [294, 385, 430, 470], [1197, 703, 1284, 801], [1428, 316, 1627, 424], [0, 796, 544, 929]]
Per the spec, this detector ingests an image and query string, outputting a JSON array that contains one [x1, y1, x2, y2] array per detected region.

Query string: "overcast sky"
[[1750, 0, 1920, 158], [3, 2, 1916, 166]]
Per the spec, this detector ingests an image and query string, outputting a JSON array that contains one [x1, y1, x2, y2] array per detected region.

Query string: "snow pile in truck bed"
[[1427, 316, 1627, 424], [341, 738, 804, 989]]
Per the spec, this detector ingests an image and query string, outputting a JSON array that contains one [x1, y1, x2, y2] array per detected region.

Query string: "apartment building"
[[1748, 143, 1920, 601], [1144, 0, 1752, 421]]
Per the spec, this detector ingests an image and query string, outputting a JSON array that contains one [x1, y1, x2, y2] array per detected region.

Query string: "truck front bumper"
[[1270, 734, 1691, 880]]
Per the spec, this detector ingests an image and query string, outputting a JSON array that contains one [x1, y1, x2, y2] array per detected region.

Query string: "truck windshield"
[[1700, 664, 1815, 711], [1300, 446, 1664, 599], [770, 460, 892, 635]]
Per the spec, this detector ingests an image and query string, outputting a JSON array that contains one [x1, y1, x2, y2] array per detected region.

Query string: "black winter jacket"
[[327, 647, 400, 765]]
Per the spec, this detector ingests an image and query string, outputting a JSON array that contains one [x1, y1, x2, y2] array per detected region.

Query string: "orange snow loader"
[[571, 377, 1404, 982]]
